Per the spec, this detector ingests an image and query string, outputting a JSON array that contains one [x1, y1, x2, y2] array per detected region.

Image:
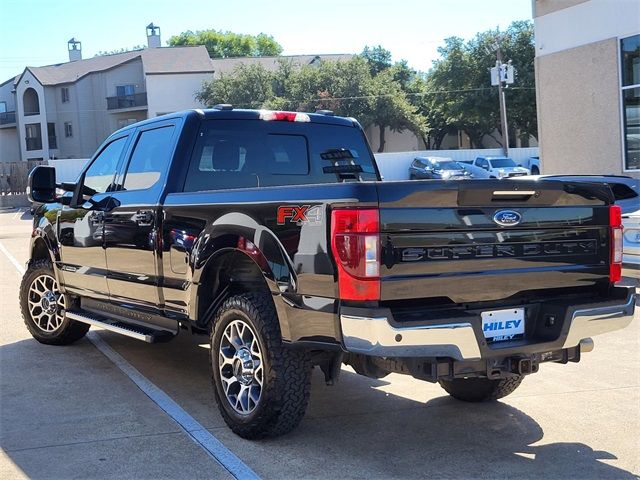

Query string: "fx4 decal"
[[277, 205, 323, 226]]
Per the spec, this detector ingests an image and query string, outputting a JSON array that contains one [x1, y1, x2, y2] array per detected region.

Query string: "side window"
[[83, 137, 127, 193], [123, 126, 175, 190]]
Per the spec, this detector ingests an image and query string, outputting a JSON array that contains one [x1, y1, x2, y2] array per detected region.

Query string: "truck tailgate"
[[377, 180, 614, 303]]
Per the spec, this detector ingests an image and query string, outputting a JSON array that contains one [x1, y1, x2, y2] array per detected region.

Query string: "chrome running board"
[[67, 310, 161, 343]]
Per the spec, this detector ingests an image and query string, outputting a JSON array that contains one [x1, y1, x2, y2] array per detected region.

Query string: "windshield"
[[433, 161, 463, 170], [490, 158, 517, 168]]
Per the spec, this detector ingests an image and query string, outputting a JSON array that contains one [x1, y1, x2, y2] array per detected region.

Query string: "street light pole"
[[496, 47, 510, 156]]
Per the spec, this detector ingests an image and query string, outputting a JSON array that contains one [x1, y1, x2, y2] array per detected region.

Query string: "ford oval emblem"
[[493, 210, 522, 227]]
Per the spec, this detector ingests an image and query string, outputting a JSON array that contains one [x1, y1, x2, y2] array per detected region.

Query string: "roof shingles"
[[13, 48, 353, 86], [21, 46, 214, 86]]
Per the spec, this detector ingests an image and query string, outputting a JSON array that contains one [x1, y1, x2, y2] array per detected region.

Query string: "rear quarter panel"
[[161, 182, 378, 344]]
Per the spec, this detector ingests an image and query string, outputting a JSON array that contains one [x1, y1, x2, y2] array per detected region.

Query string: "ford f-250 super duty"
[[22, 107, 636, 439]]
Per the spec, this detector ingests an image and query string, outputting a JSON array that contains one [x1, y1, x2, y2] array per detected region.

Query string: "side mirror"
[[27, 165, 56, 204]]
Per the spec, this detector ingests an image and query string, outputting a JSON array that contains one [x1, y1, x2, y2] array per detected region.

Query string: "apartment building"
[[533, 0, 640, 176], [0, 25, 217, 162]]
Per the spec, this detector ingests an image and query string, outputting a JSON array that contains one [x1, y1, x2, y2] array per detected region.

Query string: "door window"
[[122, 126, 175, 190], [84, 137, 128, 193]]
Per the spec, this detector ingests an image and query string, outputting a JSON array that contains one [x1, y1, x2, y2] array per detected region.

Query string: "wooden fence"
[[0, 160, 46, 195]]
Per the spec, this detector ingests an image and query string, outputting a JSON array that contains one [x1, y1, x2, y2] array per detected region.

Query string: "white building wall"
[[145, 73, 210, 117], [0, 80, 16, 112], [534, 0, 640, 57], [0, 128, 20, 162], [103, 60, 145, 99], [15, 70, 48, 160]]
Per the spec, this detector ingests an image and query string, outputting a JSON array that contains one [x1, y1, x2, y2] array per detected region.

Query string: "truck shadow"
[[0, 332, 636, 479], [88, 332, 638, 480]]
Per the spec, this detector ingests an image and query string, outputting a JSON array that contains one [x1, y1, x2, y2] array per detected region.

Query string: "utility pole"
[[490, 43, 514, 156]]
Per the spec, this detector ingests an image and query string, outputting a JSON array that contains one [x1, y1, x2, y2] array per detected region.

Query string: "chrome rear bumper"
[[340, 316, 482, 360], [340, 291, 636, 361], [562, 293, 636, 348]]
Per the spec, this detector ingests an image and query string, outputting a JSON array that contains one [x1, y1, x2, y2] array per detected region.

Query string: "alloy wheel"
[[27, 274, 66, 332], [218, 319, 264, 415]]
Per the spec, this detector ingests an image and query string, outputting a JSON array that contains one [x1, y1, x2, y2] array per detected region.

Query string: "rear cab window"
[[183, 120, 378, 192]]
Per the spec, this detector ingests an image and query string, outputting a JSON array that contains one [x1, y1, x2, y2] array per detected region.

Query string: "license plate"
[[481, 308, 525, 342]]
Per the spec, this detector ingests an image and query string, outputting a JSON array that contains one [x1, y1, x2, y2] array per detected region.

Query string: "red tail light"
[[259, 110, 311, 122], [609, 205, 623, 283], [330, 208, 380, 301]]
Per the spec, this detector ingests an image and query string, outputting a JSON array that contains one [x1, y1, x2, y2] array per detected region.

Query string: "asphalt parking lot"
[[0, 207, 638, 479]]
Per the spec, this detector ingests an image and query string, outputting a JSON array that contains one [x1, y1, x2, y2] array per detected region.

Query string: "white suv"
[[473, 156, 530, 179]]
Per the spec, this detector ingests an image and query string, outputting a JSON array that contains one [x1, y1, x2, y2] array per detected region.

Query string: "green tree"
[[196, 55, 424, 152], [424, 21, 537, 148], [196, 63, 275, 108], [168, 30, 283, 58], [361, 45, 392, 75]]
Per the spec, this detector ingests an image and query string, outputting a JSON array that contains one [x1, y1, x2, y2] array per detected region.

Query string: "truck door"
[[103, 121, 178, 325], [58, 134, 130, 300]]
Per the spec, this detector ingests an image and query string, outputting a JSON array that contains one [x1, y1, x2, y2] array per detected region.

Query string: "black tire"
[[531, 166, 540, 175], [438, 375, 524, 402], [19, 259, 89, 345], [210, 292, 312, 439]]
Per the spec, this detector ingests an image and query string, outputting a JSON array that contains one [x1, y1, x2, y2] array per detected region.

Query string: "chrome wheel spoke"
[[28, 274, 65, 333], [218, 319, 263, 415]]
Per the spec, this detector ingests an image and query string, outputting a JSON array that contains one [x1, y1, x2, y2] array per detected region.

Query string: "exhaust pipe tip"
[[580, 338, 594, 353]]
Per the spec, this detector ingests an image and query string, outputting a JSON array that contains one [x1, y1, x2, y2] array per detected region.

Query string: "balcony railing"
[[26, 137, 42, 151], [0, 111, 16, 125], [106, 92, 148, 110]]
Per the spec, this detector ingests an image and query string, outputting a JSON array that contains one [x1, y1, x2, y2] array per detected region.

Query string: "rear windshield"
[[183, 119, 378, 192], [490, 158, 517, 168]]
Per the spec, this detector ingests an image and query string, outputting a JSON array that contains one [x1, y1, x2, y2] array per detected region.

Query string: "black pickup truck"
[[22, 107, 636, 438]]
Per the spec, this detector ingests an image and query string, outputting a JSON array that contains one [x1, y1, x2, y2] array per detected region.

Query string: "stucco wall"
[[0, 128, 20, 162], [534, 0, 589, 18], [15, 70, 48, 161], [535, 38, 631, 176], [145, 73, 210, 117], [0, 81, 16, 112]]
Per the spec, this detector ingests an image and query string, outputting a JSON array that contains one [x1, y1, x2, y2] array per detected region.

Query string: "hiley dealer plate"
[[481, 308, 525, 342]]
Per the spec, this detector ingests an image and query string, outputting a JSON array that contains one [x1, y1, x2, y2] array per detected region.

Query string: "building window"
[[47, 123, 57, 149], [25, 123, 42, 151], [64, 122, 73, 138], [0, 101, 6, 113], [61, 87, 69, 103], [621, 34, 640, 171], [116, 85, 135, 97]]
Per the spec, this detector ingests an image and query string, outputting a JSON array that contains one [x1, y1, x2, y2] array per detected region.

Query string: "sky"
[[0, 0, 533, 81]]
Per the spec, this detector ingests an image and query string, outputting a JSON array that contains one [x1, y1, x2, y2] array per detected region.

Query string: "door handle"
[[133, 210, 154, 226]]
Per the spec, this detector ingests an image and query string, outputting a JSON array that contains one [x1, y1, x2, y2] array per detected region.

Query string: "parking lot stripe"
[[0, 241, 26, 275], [87, 332, 260, 480], [0, 240, 260, 480]]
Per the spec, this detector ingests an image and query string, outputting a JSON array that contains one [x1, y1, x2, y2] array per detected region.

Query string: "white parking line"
[[0, 239, 260, 480], [87, 332, 260, 480], [0, 241, 26, 275]]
